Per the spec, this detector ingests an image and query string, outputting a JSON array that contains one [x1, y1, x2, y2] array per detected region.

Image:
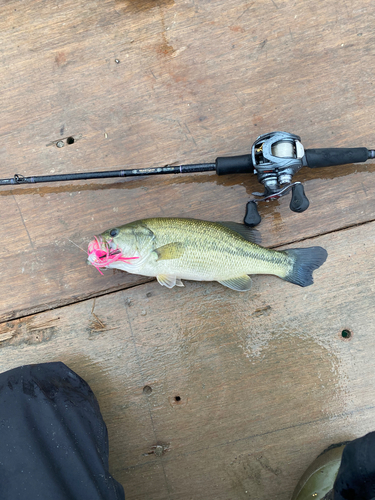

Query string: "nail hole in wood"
[[174, 396, 181, 402], [143, 385, 152, 395], [341, 329, 352, 340], [66, 136, 75, 145]]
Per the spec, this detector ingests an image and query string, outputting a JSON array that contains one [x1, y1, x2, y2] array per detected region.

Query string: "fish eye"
[[110, 228, 119, 238]]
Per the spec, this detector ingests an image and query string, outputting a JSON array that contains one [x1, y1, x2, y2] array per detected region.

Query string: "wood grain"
[[1, 0, 375, 498], [1, 222, 374, 499], [0, 0, 374, 320]]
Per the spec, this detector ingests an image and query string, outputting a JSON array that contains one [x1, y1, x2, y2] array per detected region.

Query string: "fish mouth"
[[87, 236, 139, 275]]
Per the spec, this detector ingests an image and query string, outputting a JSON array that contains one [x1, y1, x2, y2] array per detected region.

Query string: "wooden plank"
[[0, 221, 374, 499], [1, 166, 374, 322], [0, 0, 375, 320]]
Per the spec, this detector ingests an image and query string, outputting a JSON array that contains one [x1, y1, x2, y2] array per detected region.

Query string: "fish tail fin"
[[283, 246, 328, 287]]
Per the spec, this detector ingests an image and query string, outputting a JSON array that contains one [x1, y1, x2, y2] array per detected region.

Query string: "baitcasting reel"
[[246, 131, 309, 225], [215, 131, 375, 226], [1, 130, 374, 226]]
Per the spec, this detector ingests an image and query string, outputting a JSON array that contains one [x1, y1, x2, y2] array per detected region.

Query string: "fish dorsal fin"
[[218, 275, 252, 291], [154, 242, 184, 261], [157, 274, 184, 288], [217, 222, 261, 244]]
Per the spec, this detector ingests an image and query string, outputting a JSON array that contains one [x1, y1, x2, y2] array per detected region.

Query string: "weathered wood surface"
[[1, 222, 374, 499], [0, 0, 374, 320], [1, 0, 375, 498]]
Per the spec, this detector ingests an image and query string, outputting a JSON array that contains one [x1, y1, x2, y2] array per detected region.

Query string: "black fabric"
[[0, 362, 125, 500], [334, 432, 375, 500], [2, 362, 375, 500]]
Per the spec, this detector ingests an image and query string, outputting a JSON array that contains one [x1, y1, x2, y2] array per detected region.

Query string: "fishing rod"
[[2, 131, 374, 226]]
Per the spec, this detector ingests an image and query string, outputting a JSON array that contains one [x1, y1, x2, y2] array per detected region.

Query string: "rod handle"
[[215, 155, 253, 175], [305, 148, 369, 168]]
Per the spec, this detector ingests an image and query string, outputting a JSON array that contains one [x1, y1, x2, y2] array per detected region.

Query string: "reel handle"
[[243, 200, 262, 227], [244, 201, 261, 227], [244, 183, 310, 227], [290, 183, 309, 213]]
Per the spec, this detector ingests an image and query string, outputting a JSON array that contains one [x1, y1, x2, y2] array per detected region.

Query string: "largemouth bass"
[[87, 218, 327, 291]]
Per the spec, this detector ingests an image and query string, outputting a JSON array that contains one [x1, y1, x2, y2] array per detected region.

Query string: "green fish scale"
[[136, 218, 293, 281]]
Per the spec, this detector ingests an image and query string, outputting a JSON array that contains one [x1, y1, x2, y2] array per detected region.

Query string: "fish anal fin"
[[154, 242, 184, 261], [157, 274, 179, 288], [218, 275, 252, 291], [218, 222, 261, 244]]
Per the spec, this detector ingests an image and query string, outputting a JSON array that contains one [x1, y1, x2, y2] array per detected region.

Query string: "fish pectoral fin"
[[218, 222, 261, 244], [218, 275, 252, 291], [154, 242, 184, 261], [157, 274, 180, 288]]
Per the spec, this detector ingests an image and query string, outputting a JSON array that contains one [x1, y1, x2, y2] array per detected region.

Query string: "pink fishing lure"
[[87, 237, 139, 275]]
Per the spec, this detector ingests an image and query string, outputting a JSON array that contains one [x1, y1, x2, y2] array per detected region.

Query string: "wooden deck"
[[1, 0, 375, 498]]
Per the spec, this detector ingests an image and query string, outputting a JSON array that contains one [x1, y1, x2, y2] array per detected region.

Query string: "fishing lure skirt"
[[0, 362, 125, 500]]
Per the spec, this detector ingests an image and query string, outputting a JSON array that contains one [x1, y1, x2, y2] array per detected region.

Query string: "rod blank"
[[0, 164, 217, 186]]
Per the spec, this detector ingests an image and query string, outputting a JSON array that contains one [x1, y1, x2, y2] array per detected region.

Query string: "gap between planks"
[[1, 216, 374, 325]]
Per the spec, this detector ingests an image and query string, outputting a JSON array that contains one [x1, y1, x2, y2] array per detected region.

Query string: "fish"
[[87, 218, 327, 291]]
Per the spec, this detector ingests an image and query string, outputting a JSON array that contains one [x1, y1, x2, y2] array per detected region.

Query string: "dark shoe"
[[291, 443, 349, 500]]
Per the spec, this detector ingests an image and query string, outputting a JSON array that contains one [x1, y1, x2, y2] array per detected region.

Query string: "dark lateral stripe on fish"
[[180, 234, 285, 263]]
